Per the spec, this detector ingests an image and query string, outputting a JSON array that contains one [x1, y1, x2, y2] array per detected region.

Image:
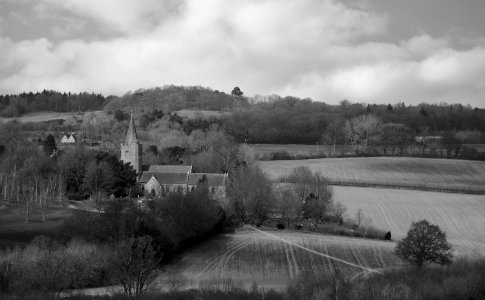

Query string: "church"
[[121, 114, 228, 202]]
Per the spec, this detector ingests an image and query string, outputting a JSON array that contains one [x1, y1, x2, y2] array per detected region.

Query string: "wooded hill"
[[2, 85, 485, 145]]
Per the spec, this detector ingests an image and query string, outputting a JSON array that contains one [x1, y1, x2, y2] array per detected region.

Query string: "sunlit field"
[[334, 186, 485, 256], [258, 157, 485, 193]]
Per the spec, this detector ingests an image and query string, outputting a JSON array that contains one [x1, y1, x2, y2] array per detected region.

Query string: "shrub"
[[0, 237, 115, 294]]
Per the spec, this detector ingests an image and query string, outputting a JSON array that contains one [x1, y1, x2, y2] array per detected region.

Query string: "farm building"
[[121, 114, 227, 201], [60, 133, 76, 144]]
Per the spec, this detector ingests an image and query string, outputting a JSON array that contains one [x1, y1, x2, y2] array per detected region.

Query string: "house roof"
[[138, 172, 154, 183], [60, 133, 76, 142], [147, 165, 192, 174], [150, 173, 189, 185], [188, 173, 227, 186]]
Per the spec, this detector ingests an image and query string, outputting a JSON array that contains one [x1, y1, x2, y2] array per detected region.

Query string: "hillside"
[[103, 86, 244, 113]]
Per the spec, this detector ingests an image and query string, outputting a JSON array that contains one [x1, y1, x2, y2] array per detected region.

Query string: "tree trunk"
[[57, 174, 64, 206], [332, 136, 337, 157], [41, 193, 46, 222], [25, 186, 32, 223]]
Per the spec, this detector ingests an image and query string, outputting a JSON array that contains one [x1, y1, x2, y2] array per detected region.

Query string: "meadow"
[[0, 111, 108, 124], [258, 157, 485, 193], [0, 203, 72, 248], [249, 144, 331, 156], [334, 186, 485, 256], [154, 228, 401, 291]]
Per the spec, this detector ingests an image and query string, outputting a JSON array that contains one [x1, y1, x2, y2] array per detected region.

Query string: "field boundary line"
[[248, 226, 383, 275], [278, 178, 485, 195]]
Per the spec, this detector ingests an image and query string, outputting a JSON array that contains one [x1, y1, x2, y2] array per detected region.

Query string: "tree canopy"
[[395, 220, 453, 268]]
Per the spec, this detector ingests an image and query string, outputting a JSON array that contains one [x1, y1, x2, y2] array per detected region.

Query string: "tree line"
[[103, 86, 485, 149], [3, 85, 485, 147], [223, 98, 485, 145], [0, 90, 109, 118]]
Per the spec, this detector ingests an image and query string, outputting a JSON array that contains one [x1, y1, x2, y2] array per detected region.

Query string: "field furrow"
[[157, 229, 400, 291], [334, 186, 485, 255]]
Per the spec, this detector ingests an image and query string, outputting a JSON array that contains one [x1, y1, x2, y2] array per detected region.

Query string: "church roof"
[[147, 165, 192, 174], [139, 172, 154, 183], [150, 173, 189, 185], [188, 173, 227, 186], [125, 113, 138, 144]]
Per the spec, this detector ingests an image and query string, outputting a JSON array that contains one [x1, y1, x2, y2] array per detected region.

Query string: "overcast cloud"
[[0, 0, 484, 106]]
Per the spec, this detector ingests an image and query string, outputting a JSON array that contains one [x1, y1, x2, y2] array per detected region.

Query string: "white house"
[[60, 133, 76, 144]]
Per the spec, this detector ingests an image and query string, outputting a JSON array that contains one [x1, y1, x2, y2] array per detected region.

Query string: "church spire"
[[125, 113, 138, 144]]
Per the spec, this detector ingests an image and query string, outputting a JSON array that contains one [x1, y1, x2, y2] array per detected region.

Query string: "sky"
[[1, 0, 485, 106]]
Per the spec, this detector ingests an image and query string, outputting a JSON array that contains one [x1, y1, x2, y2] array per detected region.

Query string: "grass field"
[[334, 186, 485, 256], [258, 157, 485, 193], [0, 203, 72, 248], [0, 111, 108, 124], [249, 144, 330, 155], [154, 228, 401, 291]]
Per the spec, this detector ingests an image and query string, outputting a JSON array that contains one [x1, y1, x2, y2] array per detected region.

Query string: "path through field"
[[153, 229, 400, 291], [334, 186, 485, 256]]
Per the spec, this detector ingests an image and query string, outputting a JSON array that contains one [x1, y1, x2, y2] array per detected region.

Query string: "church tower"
[[121, 114, 142, 174]]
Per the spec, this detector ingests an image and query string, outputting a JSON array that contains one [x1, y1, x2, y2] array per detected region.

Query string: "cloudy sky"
[[1, 0, 485, 106]]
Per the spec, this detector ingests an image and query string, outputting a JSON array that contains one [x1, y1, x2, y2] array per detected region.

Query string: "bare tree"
[[228, 165, 274, 226], [276, 187, 302, 227], [345, 114, 383, 152], [288, 166, 333, 204], [82, 161, 114, 211], [287, 166, 313, 202], [322, 118, 344, 157], [355, 208, 364, 228], [330, 201, 347, 225], [362, 216, 373, 236], [112, 236, 161, 296]]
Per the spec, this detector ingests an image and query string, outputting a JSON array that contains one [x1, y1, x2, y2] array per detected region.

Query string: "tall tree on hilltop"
[[231, 87, 243, 97]]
